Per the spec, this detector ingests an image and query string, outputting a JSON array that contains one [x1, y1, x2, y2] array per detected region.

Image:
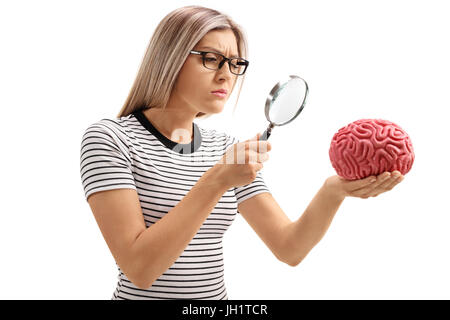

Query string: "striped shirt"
[[79, 109, 270, 300]]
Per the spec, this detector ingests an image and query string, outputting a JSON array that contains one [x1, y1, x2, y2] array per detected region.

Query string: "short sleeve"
[[80, 121, 137, 201], [228, 134, 271, 205], [234, 170, 271, 205]]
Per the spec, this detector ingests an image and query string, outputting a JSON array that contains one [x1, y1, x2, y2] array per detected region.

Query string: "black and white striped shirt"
[[79, 109, 270, 300]]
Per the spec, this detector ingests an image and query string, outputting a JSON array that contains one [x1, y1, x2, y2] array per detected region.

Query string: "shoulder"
[[82, 114, 136, 147], [85, 114, 133, 134], [83, 113, 137, 136]]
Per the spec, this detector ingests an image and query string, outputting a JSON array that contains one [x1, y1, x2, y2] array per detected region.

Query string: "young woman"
[[79, 5, 404, 300]]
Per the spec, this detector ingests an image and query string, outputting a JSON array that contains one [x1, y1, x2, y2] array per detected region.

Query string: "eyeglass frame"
[[189, 50, 249, 75]]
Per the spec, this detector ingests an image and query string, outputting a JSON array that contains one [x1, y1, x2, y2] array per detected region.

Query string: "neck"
[[143, 108, 195, 144], [143, 90, 203, 143]]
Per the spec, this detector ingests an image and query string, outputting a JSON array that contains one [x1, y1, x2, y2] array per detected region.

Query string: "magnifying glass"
[[259, 75, 309, 141]]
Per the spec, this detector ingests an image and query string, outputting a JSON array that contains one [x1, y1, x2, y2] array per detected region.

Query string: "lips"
[[211, 89, 228, 95]]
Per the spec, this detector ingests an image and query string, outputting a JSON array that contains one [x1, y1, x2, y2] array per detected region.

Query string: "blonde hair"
[[117, 5, 249, 119]]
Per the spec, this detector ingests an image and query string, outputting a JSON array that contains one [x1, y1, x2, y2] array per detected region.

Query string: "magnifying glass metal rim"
[[264, 74, 309, 127]]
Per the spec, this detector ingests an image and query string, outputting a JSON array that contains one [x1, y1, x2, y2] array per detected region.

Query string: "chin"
[[204, 104, 225, 114]]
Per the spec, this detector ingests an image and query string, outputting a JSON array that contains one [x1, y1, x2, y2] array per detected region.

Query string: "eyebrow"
[[198, 46, 240, 58]]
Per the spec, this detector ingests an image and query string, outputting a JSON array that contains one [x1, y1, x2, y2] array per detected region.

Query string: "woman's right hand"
[[213, 133, 272, 188]]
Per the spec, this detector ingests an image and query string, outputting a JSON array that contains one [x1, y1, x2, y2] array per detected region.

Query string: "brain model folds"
[[329, 119, 414, 180]]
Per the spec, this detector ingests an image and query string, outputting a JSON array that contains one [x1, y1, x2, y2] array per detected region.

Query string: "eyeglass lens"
[[203, 52, 246, 75]]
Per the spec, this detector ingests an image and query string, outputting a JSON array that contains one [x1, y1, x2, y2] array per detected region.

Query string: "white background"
[[1, 0, 449, 299]]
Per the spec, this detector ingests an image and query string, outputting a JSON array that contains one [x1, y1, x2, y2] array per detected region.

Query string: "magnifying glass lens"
[[259, 75, 308, 141], [269, 78, 307, 125]]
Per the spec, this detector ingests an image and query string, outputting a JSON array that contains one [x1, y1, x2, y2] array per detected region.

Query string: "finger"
[[247, 140, 271, 153], [391, 170, 403, 180], [373, 173, 404, 196], [344, 174, 378, 193], [370, 174, 395, 196], [222, 143, 238, 165], [345, 172, 388, 198], [252, 162, 263, 172], [359, 171, 404, 198], [258, 152, 269, 163], [247, 150, 269, 164], [357, 172, 392, 196], [373, 171, 404, 191], [244, 133, 260, 153]]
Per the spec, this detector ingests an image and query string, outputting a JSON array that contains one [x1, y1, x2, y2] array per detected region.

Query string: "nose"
[[216, 59, 234, 81]]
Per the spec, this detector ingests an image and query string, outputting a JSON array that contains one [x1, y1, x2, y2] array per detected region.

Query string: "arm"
[[238, 171, 404, 267], [87, 165, 228, 289], [281, 180, 345, 266], [238, 184, 344, 267]]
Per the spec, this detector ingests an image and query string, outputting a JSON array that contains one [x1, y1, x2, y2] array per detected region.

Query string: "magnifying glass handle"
[[259, 128, 271, 141]]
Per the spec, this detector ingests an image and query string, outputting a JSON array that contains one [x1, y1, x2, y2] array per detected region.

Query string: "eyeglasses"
[[189, 50, 249, 75]]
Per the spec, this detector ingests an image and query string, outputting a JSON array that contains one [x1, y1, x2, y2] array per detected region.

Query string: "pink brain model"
[[329, 119, 414, 180]]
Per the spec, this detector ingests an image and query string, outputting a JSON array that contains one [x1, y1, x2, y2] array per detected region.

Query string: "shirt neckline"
[[132, 109, 202, 154]]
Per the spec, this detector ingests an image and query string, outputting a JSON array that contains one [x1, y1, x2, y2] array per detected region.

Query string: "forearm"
[[282, 179, 345, 266], [130, 166, 229, 288]]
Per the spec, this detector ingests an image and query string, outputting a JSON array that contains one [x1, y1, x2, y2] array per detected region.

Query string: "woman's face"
[[172, 29, 240, 115]]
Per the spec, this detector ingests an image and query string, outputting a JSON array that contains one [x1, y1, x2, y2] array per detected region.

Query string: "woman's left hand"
[[325, 170, 405, 200]]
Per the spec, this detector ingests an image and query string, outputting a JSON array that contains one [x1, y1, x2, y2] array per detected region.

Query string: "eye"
[[230, 59, 247, 71], [204, 52, 219, 62]]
